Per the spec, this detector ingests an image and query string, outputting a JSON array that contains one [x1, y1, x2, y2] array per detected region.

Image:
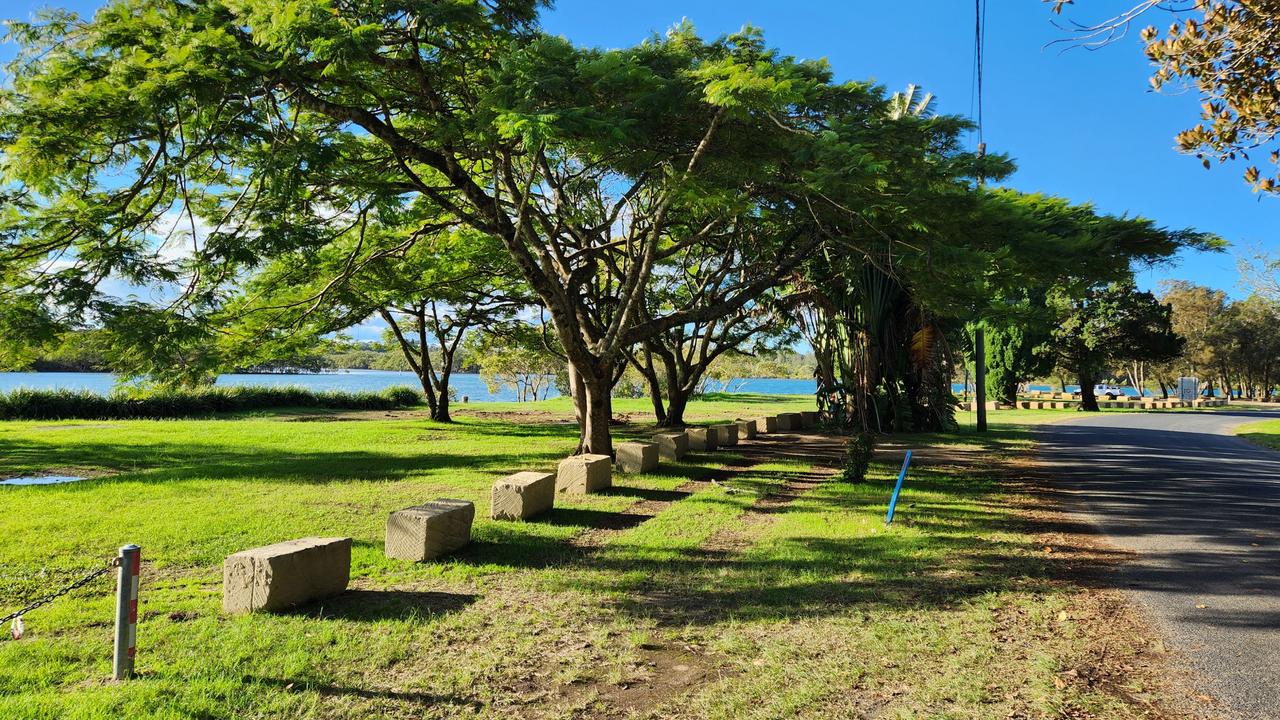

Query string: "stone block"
[[776, 413, 801, 431], [653, 432, 688, 462], [754, 416, 778, 433], [734, 420, 757, 440], [616, 441, 659, 473], [491, 471, 555, 521], [556, 453, 612, 493], [223, 536, 351, 614], [386, 499, 474, 562], [686, 427, 717, 451], [713, 424, 739, 447], [799, 411, 818, 428]]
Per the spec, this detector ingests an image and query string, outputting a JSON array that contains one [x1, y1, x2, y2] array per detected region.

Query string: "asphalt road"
[[1038, 408, 1280, 719]]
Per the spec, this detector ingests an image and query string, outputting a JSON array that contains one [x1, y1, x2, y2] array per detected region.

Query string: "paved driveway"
[[1038, 409, 1280, 719]]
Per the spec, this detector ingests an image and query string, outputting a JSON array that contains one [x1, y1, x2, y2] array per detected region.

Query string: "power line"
[[974, 0, 987, 146]]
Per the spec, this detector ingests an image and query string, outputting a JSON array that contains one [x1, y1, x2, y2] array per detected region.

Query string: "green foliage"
[[1050, 280, 1183, 408], [468, 325, 562, 402], [0, 384, 422, 421], [840, 432, 877, 483]]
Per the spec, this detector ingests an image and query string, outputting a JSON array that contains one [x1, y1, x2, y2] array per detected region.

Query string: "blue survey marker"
[[885, 450, 913, 525]]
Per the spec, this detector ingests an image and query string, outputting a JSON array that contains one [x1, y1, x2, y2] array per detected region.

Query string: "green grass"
[[0, 396, 1163, 718], [1235, 418, 1280, 450]]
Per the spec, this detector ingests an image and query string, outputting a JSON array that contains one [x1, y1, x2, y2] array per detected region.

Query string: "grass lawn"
[[0, 397, 1183, 719], [1234, 418, 1280, 450]]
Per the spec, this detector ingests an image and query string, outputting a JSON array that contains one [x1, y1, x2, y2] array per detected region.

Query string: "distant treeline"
[[5, 333, 815, 381], [0, 385, 423, 421]]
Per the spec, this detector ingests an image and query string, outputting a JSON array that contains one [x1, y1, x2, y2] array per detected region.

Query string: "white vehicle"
[[1093, 384, 1124, 399]]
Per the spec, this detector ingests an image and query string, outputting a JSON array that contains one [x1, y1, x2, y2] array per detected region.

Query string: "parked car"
[[1093, 384, 1124, 399], [1064, 381, 1126, 397]]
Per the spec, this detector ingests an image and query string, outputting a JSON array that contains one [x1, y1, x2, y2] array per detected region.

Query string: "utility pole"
[[972, 0, 989, 433], [974, 141, 988, 433]]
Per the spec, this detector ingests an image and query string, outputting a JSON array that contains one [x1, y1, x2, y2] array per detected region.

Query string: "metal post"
[[885, 450, 913, 525], [975, 326, 987, 432], [113, 544, 140, 681]]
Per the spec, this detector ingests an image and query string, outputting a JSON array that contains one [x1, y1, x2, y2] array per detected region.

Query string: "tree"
[[983, 302, 1055, 406], [1051, 1, 1280, 193], [1158, 280, 1226, 379], [469, 324, 562, 402], [0, 7, 897, 454], [231, 220, 529, 421], [1050, 280, 1183, 411]]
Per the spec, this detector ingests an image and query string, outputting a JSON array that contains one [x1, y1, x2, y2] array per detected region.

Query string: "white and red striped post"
[[113, 544, 140, 680]]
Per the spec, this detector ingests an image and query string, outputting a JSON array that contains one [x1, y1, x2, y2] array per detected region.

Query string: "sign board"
[[1178, 376, 1198, 403]]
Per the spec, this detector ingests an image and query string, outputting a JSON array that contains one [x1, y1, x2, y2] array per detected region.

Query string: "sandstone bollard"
[[735, 420, 757, 440], [776, 413, 800, 431], [653, 432, 689, 462], [223, 537, 351, 614], [754, 416, 778, 434], [386, 499, 474, 562], [799, 411, 818, 428], [556, 454, 612, 493], [714, 424, 739, 447], [616, 441, 659, 473], [491, 471, 555, 521], [686, 427, 717, 451]]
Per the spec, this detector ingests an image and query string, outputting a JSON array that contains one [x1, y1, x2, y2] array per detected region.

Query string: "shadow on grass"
[[286, 589, 479, 622], [0, 431, 577, 486], [253, 675, 483, 708]]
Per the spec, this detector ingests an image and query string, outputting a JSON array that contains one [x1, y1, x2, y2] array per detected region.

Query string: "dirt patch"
[[0, 466, 115, 482], [451, 408, 577, 425], [585, 643, 724, 718], [282, 409, 431, 423]]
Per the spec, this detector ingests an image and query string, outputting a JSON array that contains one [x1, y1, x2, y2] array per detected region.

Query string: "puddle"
[[0, 475, 88, 486]]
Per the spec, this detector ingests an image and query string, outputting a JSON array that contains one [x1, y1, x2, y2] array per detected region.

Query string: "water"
[[0, 475, 87, 486], [0, 371, 818, 401]]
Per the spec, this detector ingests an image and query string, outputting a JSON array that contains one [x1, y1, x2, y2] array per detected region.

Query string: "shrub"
[[0, 384, 424, 421], [840, 431, 877, 483]]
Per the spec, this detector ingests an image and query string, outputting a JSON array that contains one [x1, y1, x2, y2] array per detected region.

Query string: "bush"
[[840, 431, 877, 483], [0, 385, 424, 420]]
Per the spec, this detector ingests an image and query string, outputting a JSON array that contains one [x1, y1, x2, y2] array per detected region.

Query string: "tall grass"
[[0, 385, 423, 420]]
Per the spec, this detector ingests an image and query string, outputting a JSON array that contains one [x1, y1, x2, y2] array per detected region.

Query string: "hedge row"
[[0, 385, 424, 421]]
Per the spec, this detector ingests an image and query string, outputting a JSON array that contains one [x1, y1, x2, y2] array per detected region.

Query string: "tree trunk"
[[1000, 377, 1019, 407], [580, 372, 614, 456], [433, 369, 453, 422], [1078, 370, 1100, 412], [633, 347, 667, 424], [664, 388, 692, 427]]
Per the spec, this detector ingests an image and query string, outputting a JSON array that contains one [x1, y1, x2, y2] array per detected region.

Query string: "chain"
[[1, 560, 116, 626]]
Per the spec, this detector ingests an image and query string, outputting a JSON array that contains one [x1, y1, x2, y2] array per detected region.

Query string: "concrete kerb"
[[223, 537, 352, 614], [653, 431, 689, 461], [491, 471, 555, 521], [386, 499, 475, 562], [686, 426, 717, 452], [616, 441, 659, 473], [713, 424, 739, 447], [557, 453, 612, 493], [776, 412, 801, 431]]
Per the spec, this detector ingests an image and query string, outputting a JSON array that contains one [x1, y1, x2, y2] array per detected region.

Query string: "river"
[[0, 370, 819, 402]]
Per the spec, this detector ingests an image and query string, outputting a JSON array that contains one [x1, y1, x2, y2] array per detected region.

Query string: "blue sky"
[[3, 0, 1276, 306]]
